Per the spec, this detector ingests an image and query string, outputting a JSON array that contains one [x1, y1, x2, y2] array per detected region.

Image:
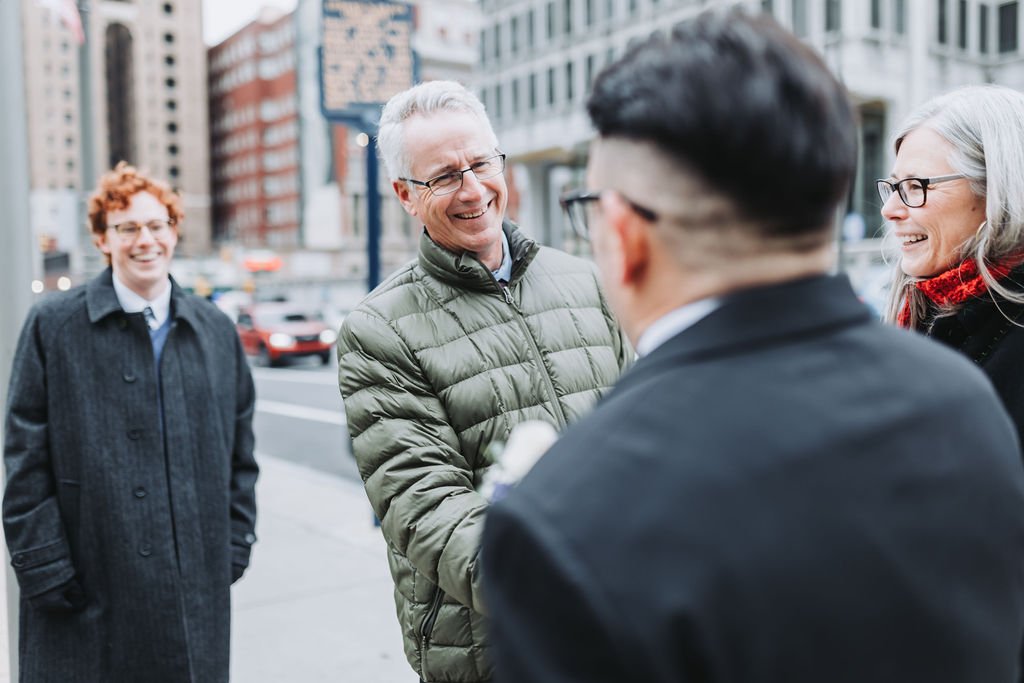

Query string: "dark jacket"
[[3, 268, 259, 683], [923, 292, 1024, 438], [482, 274, 1024, 683], [338, 222, 631, 683]]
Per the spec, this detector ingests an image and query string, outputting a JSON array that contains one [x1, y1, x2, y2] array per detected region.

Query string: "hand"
[[28, 577, 87, 612]]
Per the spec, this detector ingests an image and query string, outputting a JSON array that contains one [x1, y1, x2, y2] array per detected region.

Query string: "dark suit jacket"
[[482, 274, 1024, 683]]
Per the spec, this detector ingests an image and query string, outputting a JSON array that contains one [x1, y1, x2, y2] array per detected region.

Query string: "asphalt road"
[[250, 357, 360, 483]]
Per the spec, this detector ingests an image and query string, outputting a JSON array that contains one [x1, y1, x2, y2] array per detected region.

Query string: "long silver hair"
[[883, 84, 1024, 327]]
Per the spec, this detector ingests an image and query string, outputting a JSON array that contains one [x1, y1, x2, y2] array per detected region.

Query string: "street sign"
[[319, 0, 416, 122]]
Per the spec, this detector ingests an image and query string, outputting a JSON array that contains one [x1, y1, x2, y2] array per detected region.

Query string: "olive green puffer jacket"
[[337, 222, 631, 683]]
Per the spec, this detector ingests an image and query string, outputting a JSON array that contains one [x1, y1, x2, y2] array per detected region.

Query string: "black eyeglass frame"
[[559, 189, 659, 240], [399, 152, 507, 196], [875, 173, 965, 209]]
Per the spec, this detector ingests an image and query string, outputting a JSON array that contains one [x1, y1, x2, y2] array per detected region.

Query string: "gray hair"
[[376, 80, 497, 182], [883, 85, 1024, 326]]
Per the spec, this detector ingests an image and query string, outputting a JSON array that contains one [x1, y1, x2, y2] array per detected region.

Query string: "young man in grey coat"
[[337, 80, 631, 683], [3, 162, 259, 682]]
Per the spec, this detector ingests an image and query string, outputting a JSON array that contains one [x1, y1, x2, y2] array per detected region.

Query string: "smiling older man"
[[336, 80, 631, 683]]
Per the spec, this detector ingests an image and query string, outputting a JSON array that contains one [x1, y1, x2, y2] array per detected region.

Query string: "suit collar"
[[617, 274, 871, 390], [87, 267, 201, 329]]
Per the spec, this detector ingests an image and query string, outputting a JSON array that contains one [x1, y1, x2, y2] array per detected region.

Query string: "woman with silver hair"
[[880, 84, 1024, 433]]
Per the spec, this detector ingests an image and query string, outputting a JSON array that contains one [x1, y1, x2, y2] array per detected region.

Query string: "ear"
[[393, 180, 418, 217], [600, 192, 650, 287], [93, 231, 111, 256]]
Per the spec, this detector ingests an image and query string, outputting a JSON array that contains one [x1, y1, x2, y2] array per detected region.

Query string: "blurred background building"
[[22, 0, 211, 287], [14, 0, 1024, 303]]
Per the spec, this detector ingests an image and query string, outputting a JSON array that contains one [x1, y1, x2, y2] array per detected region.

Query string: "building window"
[[163, 3, 173, 13], [629, 0, 639, 16], [167, 121, 178, 133], [606, 0, 614, 22], [564, 0, 573, 35], [479, 29, 487, 65], [938, 0, 948, 44], [792, 0, 808, 37], [105, 23, 136, 167], [511, 78, 520, 116], [565, 61, 574, 102], [870, 0, 881, 28], [529, 72, 537, 111], [761, 0, 774, 15], [511, 16, 519, 55], [894, 0, 906, 34], [168, 144, 179, 156], [958, 0, 968, 48], [165, 77, 176, 88], [494, 83, 503, 121], [980, 4, 990, 53], [999, 1, 1019, 53], [165, 54, 175, 66], [546, 2, 555, 40], [166, 99, 177, 111], [547, 66, 556, 106], [585, 53, 597, 93], [163, 32, 174, 44], [493, 24, 501, 60], [527, 9, 535, 47], [825, 0, 841, 32], [169, 166, 179, 179]]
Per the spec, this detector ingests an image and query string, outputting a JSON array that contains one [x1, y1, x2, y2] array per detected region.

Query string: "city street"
[[229, 358, 417, 682]]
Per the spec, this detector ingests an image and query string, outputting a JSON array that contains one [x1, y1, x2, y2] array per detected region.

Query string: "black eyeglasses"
[[108, 219, 176, 240], [875, 174, 965, 208], [559, 189, 658, 240], [400, 153, 506, 196]]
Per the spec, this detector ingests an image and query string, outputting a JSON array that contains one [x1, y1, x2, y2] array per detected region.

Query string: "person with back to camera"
[[879, 84, 1024, 438], [480, 9, 1024, 683]]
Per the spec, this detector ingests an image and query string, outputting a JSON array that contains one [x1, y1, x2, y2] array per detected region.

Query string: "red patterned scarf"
[[897, 257, 1024, 328]]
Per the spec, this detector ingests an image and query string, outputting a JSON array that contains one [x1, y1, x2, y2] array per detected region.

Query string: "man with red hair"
[[3, 163, 259, 682]]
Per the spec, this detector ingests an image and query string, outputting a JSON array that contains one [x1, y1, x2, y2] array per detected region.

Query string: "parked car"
[[236, 303, 337, 367]]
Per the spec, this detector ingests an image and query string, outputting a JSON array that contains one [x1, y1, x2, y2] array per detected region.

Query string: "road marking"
[[255, 399, 346, 426], [251, 367, 338, 386]]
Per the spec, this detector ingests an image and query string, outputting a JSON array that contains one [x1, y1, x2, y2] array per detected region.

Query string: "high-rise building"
[[476, 0, 1024, 248], [22, 0, 212, 275], [208, 7, 300, 251]]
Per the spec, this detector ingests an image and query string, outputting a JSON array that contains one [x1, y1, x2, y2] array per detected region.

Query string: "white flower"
[[481, 421, 559, 502]]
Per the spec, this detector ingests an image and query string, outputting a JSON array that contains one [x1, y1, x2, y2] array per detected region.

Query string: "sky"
[[202, 0, 298, 46]]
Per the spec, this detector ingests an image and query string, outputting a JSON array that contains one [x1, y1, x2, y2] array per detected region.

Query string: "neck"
[[627, 246, 833, 344]]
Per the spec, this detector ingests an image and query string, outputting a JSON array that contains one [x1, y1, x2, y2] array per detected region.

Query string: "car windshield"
[[254, 311, 323, 326]]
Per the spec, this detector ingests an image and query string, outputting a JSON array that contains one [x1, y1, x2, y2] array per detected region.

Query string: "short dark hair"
[[587, 9, 856, 240]]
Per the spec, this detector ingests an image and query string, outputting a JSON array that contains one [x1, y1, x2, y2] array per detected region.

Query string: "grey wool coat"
[[3, 268, 259, 683]]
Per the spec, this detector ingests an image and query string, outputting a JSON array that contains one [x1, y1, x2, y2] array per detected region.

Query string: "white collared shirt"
[[635, 297, 720, 357], [491, 231, 512, 283], [112, 274, 172, 330]]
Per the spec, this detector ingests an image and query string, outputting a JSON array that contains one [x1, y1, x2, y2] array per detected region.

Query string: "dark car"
[[236, 303, 337, 367]]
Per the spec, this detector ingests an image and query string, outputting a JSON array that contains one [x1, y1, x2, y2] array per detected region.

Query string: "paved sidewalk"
[[231, 453, 417, 682]]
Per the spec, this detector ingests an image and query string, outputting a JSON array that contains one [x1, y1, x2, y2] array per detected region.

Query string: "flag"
[[35, 0, 85, 46]]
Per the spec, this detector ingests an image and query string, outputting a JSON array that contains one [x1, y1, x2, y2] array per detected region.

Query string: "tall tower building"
[[209, 8, 300, 250], [22, 0, 212, 277]]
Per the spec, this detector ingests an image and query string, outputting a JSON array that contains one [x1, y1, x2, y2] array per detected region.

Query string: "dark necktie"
[[143, 306, 157, 329]]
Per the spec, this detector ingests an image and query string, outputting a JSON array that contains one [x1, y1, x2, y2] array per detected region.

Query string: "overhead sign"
[[320, 0, 416, 122]]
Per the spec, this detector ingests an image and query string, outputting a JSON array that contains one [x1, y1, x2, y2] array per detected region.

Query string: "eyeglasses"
[[400, 153, 506, 196], [875, 174, 965, 208], [559, 189, 658, 240], [108, 219, 176, 239]]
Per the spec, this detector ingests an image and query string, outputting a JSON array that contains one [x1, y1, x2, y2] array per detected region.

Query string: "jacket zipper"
[[420, 587, 444, 645], [497, 280, 568, 428]]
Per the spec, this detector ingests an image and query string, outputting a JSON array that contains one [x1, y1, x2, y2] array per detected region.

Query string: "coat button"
[[127, 429, 141, 440], [12, 555, 25, 567], [244, 533, 257, 545], [138, 544, 152, 557], [134, 487, 147, 499], [123, 372, 136, 383]]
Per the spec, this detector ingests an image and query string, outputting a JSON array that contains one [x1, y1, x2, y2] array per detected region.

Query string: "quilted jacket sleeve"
[[338, 307, 489, 615], [2, 307, 77, 598]]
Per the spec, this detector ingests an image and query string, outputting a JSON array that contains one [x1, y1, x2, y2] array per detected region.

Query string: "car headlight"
[[268, 333, 296, 349], [319, 329, 338, 344]]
